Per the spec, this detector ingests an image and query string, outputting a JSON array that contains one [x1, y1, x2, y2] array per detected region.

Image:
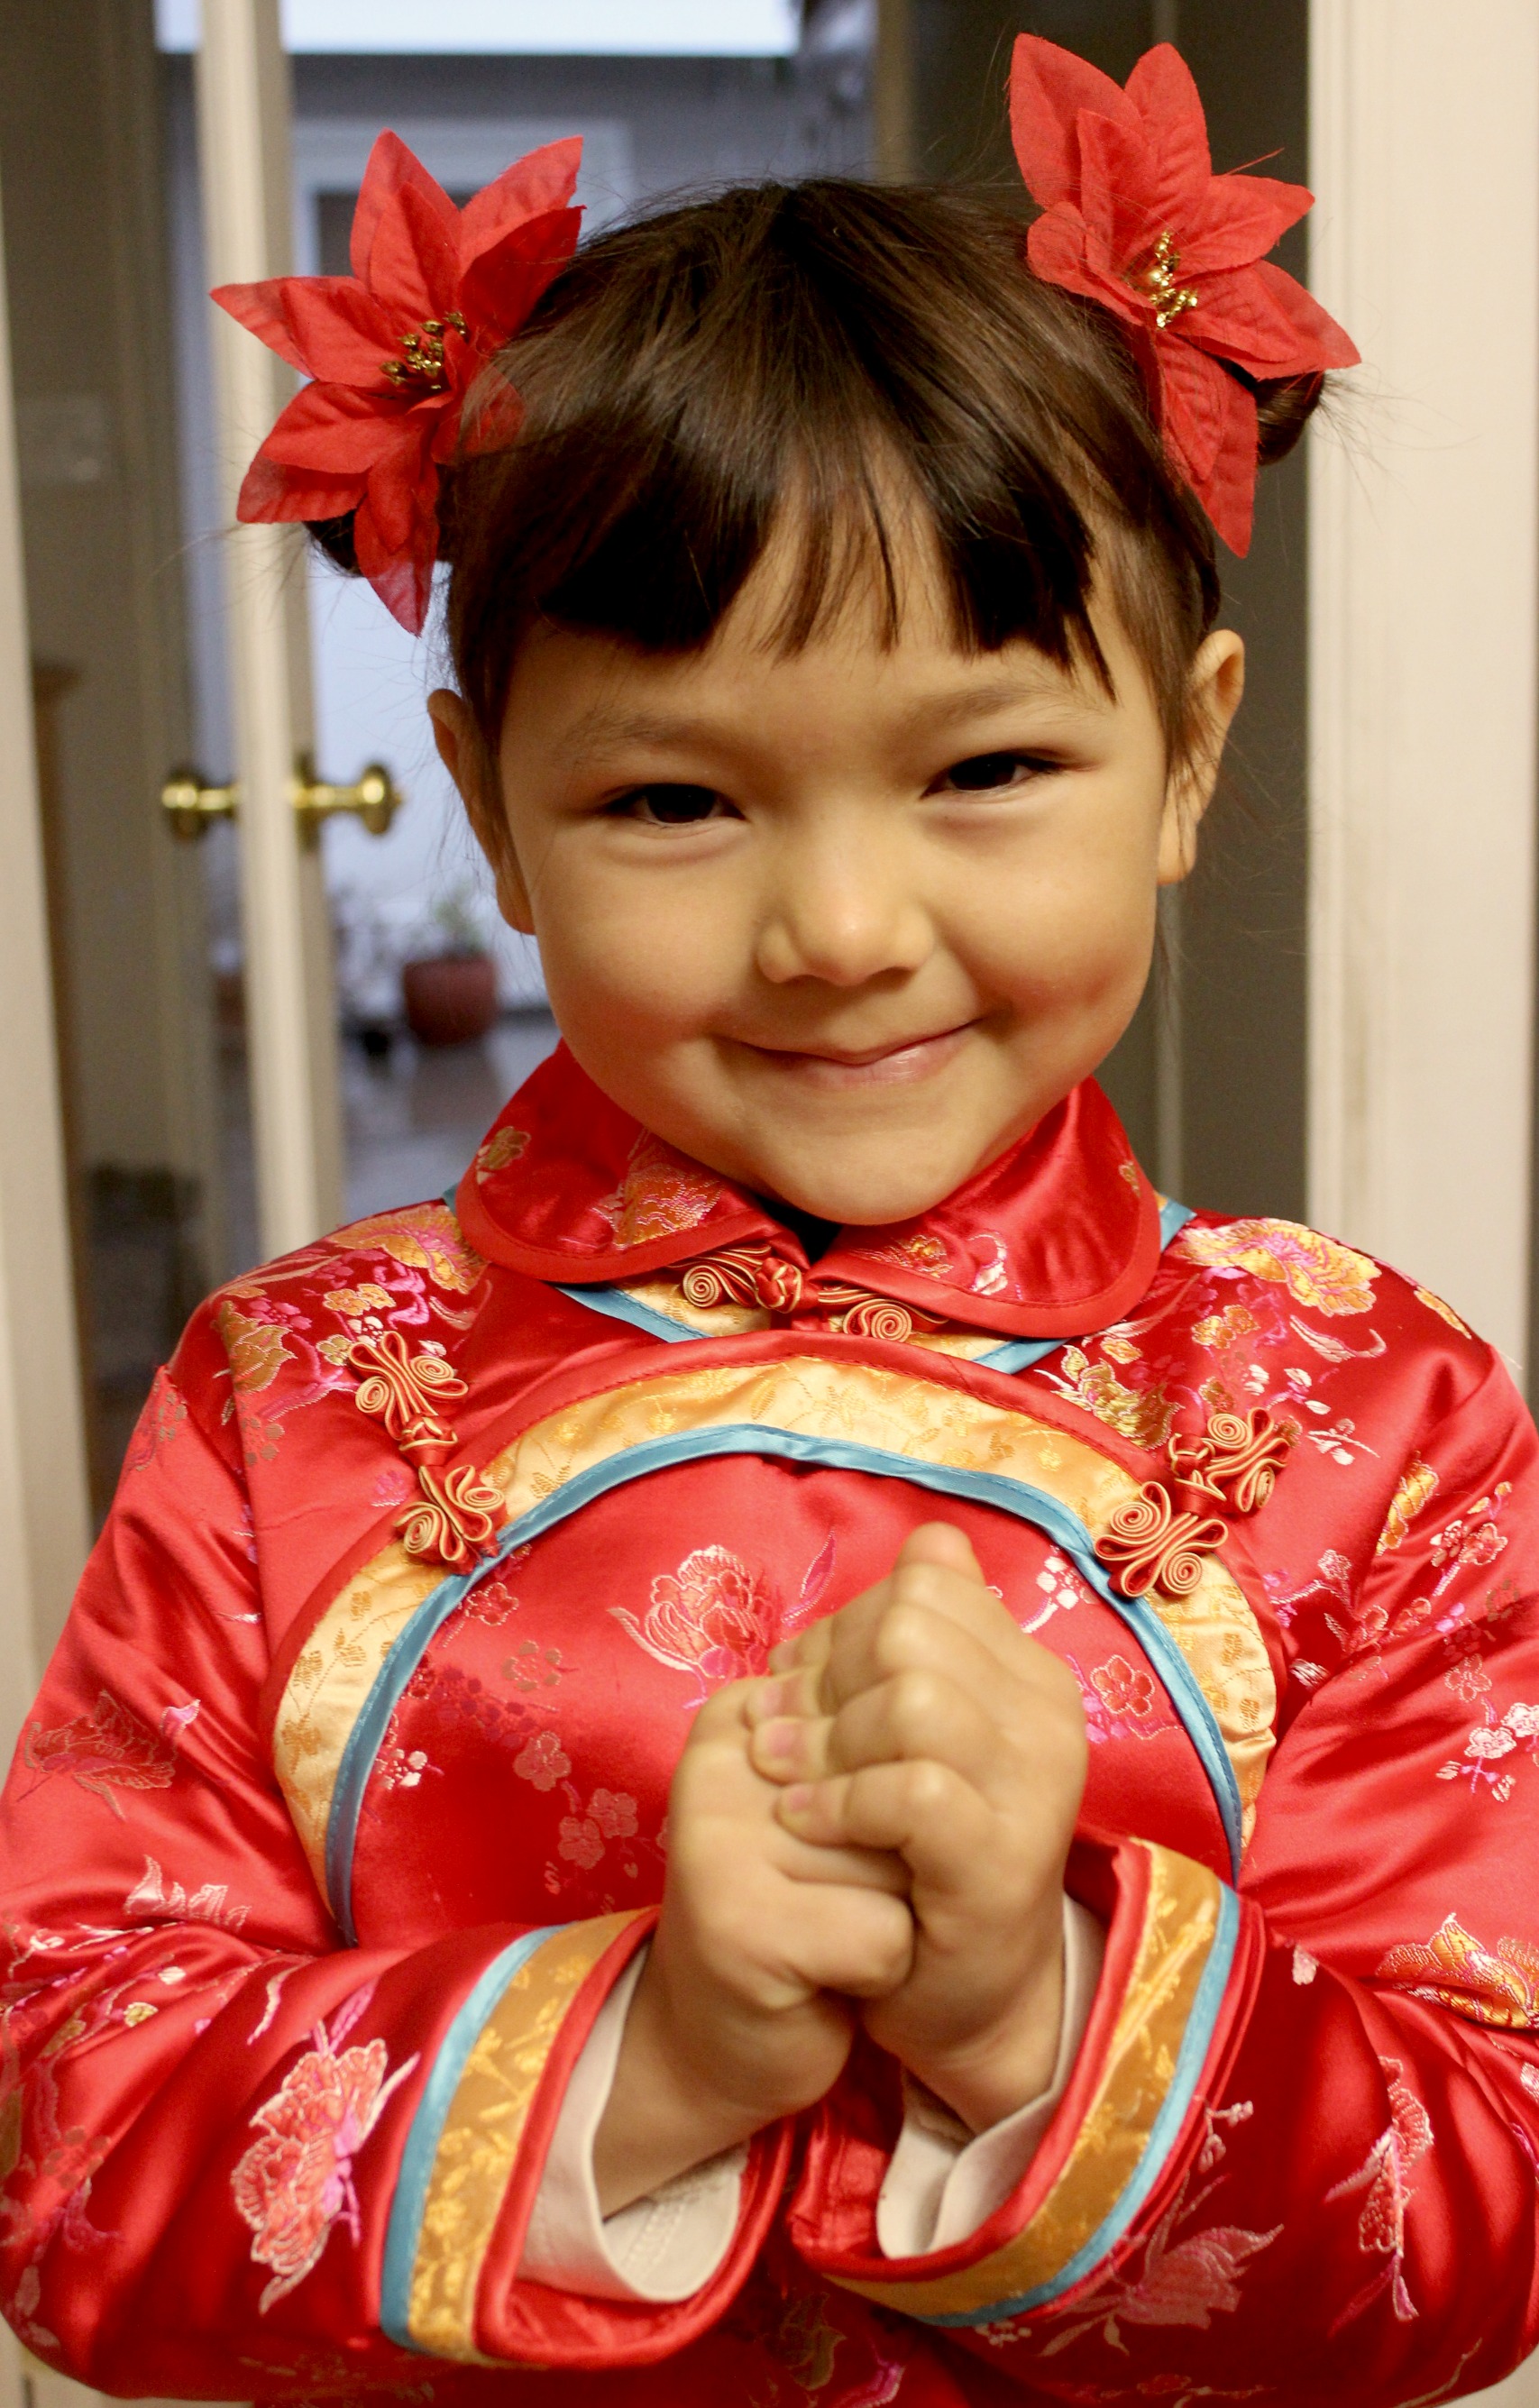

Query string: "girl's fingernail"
[[781, 1784, 814, 1816], [758, 1717, 801, 1761], [747, 1678, 787, 1721]]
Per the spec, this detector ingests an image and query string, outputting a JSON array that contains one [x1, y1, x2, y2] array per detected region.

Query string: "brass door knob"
[[290, 751, 402, 845], [160, 755, 404, 845], [160, 765, 238, 839]]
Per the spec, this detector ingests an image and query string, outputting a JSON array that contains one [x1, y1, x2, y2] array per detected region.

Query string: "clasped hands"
[[595, 1524, 1089, 2215]]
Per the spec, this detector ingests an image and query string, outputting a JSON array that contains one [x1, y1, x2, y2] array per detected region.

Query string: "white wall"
[[1308, 0, 1539, 1374]]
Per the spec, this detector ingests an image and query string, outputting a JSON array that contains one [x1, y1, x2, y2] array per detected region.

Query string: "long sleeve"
[[521, 1899, 1104, 2303], [786, 1341, 1539, 2403], [518, 1952, 749, 2303], [0, 1336, 786, 2398]]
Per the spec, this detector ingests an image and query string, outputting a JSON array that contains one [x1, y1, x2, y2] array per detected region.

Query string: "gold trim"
[[830, 1845, 1223, 2319], [618, 1275, 768, 1337], [408, 1915, 641, 2359], [274, 1356, 1276, 1891], [272, 1545, 440, 1890]]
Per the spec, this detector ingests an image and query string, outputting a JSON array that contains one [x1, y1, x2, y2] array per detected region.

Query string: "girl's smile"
[[432, 510, 1243, 1229], [730, 1020, 978, 1088]]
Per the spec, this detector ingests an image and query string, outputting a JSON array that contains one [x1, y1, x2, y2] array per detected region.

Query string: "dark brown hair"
[[314, 178, 1320, 765]]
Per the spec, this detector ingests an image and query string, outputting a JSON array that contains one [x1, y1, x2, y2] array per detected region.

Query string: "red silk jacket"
[[5, 1041, 1539, 2407]]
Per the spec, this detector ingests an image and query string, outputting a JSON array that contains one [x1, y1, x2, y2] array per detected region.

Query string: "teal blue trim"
[[975, 1335, 1063, 1374], [442, 1186, 459, 1212], [380, 1925, 558, 2351], [920, 1879, 1241, 2329], [325, 1558, 482, 1944], [1159, 1198, 1195, 1250], [325, 1424, 1242, 1940], [552, 1280, 704, 1343]]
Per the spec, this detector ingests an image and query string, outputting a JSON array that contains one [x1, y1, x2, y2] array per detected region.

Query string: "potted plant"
[[399, 887, 499, 1048]]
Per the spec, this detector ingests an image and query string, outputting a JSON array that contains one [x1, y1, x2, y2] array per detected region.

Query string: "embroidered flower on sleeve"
[[1376, 1454, 1439, 1554], [21, 1692, 182, 1817], [215, 1304, 294, 1395], [1324, 2057, 1432, 2328], [1444, 1653, 1492, 1705], [1465, 1725, 1516, 1761], [334, 1204, 485, 1294], [1071, 1653, 1176, 1745], [1177, 1218, 1378, 1316], [323, 1283, 394, 1323], [232, 1990, 417, 2312], [1192, 1302, 1260, 1352], [1377, 1915, 1539, 2028]]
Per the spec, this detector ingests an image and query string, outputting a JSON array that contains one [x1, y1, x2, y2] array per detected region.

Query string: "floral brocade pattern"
[[1175, 1217, 1378, 1317], [1377, 1916, 1539, 2030], [232, 1984, 417, 2311], [20, 1692, 187, 1818], [612, 1545, 776, 1688], [597, 1131, 725, 1248], [329, 1205, 486, 1296]]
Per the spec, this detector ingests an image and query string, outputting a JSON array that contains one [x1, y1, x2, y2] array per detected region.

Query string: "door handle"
[[160, 765, 238, 838], [160, 753, 403, 845]]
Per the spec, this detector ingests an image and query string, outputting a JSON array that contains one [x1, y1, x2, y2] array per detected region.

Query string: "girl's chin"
[[733, 1146, 980, 1230]]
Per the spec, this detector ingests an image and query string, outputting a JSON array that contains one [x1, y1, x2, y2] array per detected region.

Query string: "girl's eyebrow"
[[561, 673, 1098, 766], [562, 707, 717, 765], [902, 673, 1101, 733]]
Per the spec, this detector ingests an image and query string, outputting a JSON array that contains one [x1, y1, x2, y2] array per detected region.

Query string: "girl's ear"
[[1157, 630, 1246, 884], [427, 689, 536, 935]]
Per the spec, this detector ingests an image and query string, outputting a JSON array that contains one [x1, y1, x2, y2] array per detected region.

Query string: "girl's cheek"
[[546, 917, 724, 1034]]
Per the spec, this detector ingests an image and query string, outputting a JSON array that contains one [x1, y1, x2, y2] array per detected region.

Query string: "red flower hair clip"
[[213, 132, 582, 632], [1009, 36, 1358, 554]]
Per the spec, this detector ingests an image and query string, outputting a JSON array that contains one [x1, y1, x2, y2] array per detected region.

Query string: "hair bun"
[[306, 509, 362, 576], [1253, 370, 1325, 469]]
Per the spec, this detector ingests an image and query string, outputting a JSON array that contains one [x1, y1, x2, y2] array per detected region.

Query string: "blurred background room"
[[0, 4, 1535, 2390]]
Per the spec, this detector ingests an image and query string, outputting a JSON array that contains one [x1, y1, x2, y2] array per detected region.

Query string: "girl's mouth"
[[737, 1022, 976, 1090]]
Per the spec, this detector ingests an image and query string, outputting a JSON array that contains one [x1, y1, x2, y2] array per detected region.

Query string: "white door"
[[197, 0, 345, 1258]]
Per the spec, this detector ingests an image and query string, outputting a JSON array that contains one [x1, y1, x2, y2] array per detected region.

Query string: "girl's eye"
[[934, 751, 1045, 795], [609, 783, 734, 825]]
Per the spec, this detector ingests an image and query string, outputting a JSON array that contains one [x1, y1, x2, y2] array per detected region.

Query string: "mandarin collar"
[[454, 1041, 1159, 1341]]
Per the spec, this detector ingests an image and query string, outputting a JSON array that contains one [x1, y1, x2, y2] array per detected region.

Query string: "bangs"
[[440, 179, 1220, 751]]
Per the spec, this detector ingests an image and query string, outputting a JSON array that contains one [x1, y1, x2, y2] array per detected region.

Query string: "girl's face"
[[432, 520, 1243, 1226]]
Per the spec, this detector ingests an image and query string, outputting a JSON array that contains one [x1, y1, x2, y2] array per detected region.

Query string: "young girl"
[[4, 34, 1534, 2408]]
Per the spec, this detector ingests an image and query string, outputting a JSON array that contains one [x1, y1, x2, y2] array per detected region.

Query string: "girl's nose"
[[753, 831, 933, 988]]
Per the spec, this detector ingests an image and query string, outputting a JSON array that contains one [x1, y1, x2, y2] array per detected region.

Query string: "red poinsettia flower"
[[213, 132, 583, 631], [1009, 36, 1358, 553]]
